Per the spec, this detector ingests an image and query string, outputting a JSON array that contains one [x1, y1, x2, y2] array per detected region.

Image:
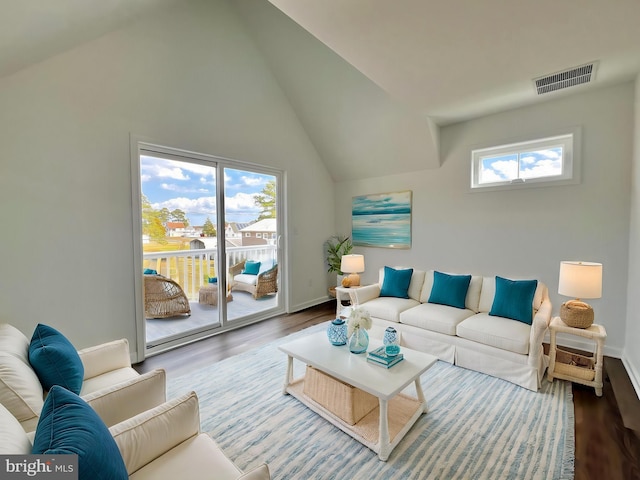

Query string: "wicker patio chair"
[[254, 264, 278, 299], [144, 274, 191, 319], [231, 262, 278, 299]]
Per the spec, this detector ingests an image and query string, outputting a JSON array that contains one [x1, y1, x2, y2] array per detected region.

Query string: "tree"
[[170, 209, 189, 227], [254, 180, 276, 220], [202, 217, 216, 237], [141, 194, 167, 243], [158, 207, 171, 224]]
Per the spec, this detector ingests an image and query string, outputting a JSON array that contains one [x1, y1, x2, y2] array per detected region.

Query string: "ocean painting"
[[352, 191, 412, 248]]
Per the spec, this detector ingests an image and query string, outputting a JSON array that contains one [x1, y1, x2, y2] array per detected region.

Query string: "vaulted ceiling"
[[2, 0, 639, 181]]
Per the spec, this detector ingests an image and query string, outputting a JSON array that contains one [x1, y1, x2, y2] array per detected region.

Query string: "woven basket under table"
[[554, 347, 596, 381]]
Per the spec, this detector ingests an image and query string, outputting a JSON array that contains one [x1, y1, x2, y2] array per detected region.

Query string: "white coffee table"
[[278, 331, 437, 461]]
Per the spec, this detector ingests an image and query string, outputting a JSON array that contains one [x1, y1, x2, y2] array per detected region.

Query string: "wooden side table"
[[547, 316, 607, 396]]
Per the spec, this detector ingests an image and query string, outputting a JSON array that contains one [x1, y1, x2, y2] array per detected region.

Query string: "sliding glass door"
[[132, 141, 284, 356]]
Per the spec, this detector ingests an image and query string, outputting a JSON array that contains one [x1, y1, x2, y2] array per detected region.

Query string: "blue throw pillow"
[[489, 276, 538, 325], [428, 271, 472, 309], [380, 267, 414, 299], [243, 261, 261, 275], [32, 386, 128, 480], [28, 324, 84, 395], [143, 268, 157, 275]]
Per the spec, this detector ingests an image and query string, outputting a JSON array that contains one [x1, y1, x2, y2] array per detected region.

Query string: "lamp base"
[[560, 300, 594, 329], [341, 273, 360, 287]]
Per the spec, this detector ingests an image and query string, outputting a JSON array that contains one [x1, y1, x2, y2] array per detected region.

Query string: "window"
[[256, 233, 262, 238], [471, 130, 579, 191]]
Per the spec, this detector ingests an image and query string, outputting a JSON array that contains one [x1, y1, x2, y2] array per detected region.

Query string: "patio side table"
[[199, 284, 233, 306]]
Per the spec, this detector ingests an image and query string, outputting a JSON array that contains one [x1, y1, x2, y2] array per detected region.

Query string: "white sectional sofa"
[[349, 267, 552, 391]]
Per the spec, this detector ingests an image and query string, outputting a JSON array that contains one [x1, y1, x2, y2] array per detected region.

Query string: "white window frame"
[[470, 127, 581, 192]]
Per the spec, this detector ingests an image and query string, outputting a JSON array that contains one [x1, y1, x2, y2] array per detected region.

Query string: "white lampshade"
[[341, 254, 365, 274], [558, 261, 602, 299]]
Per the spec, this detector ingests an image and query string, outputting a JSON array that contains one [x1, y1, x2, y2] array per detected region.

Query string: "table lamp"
[[340, 254, 365, 287], [558, 261, 602, 328]]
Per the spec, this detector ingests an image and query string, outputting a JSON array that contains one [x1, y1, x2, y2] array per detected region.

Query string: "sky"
[[480, 147, 562, 183], [140, 155, 274, 226]]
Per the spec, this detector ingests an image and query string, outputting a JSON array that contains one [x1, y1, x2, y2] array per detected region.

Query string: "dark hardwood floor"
[[134, 302, 640, 480]]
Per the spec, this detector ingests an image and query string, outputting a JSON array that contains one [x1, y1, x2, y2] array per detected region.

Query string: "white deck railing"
[[143, 245, 277, 300]]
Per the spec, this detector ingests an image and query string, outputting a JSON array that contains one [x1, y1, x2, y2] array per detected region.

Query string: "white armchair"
[[0, 392, 270, 480], [0, 323, 166, 431], [111, 391, 271, 480]]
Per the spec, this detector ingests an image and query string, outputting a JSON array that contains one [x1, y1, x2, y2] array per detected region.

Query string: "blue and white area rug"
[[168, 323, 574, 480]]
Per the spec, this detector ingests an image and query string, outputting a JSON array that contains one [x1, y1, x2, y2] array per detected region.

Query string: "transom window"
[[471, 131, 578, 191]]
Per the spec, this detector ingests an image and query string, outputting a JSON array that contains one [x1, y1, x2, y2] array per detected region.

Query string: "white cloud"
[[225, 192, 260, 213], [152, 196, 217, 215], [520, 159, 562, 178], [151, 192, 259, 217], [241, 175, 265, 187], [482, 159, 518, 182]]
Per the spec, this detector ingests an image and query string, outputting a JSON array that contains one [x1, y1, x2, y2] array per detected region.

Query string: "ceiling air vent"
[[533, 62, 598, 95]]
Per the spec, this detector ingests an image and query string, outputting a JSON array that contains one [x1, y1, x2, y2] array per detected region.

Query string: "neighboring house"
[[239, 219, 277, 246], [225, 222, 248, 241], [166, 222, 186, 237]]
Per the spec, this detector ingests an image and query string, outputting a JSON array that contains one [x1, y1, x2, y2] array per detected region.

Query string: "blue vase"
[[348, 327, 369, 354], [383, 327, 399, 346], [327, 319, 347, 346]]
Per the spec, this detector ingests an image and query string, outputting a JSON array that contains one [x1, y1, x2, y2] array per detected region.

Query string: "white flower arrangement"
[[347, 307, 372, 338]]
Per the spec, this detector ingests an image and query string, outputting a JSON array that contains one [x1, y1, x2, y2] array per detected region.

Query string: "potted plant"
[[324, 235, 353, 286]]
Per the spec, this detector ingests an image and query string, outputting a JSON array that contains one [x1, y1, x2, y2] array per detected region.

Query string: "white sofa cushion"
[[358, 297, 420, 323], [0, 403, 32, 454], [420, 271, 483, 312], [0, 323, 31, 361], [81, 367, 140, 395], [400, 303, 476, 336], [0, 324, 45, 428], [234, 273, 258, 286], [478, 276, 544, 313], [456, 313, 531, 355], [129, 434, 244, 480]]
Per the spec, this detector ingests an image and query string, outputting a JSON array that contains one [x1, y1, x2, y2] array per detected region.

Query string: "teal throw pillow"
[[28, 324, 84, 395], [243, 261, 261, 275], [32, 386, 128, 480], [380, 267, 414, 299], [489, 276, 538, 325], [143, 268, 157, 275], [428, 271, 472, 309]]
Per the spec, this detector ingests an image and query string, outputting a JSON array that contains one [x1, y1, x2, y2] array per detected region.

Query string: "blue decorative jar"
[[327, 318, 347, 346], [383, 327, 399, 346], [348, 327, 369, 354]]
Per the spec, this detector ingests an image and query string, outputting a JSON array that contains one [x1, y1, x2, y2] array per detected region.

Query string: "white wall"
[[625, 74, 640, 392], [0, 0, 334, 356], [336, 83, 635, 358]]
